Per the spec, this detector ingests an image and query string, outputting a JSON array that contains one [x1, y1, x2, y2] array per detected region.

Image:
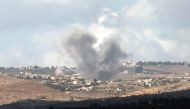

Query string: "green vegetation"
[[136, 61, 189, 66]]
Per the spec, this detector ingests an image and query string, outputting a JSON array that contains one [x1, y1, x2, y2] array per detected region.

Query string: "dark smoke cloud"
[[63, 28, 127, 80]]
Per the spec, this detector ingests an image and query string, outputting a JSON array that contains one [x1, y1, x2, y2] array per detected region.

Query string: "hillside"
[[2, 89, 190, 109], [124, 81, 190, 97], [0, 74, 72, 104], [2, 73, 190, 106], [0, 75, 118, 105]]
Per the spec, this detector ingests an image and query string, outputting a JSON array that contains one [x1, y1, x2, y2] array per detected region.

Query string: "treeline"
[[0, 66, 56, 74], [136, 61, 189, 66]]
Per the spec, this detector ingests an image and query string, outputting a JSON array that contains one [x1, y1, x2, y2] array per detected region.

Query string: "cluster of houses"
[[120, 61, 144, 74], [15, 71, 128, 93], [137, 79, 153, 88], [18, 72, 51, 79], [16, 71, 107, 92], [137, 78, 184, 88]]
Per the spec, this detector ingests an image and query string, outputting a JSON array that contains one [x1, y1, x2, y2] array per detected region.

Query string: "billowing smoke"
[[63, 28, 127, 80]]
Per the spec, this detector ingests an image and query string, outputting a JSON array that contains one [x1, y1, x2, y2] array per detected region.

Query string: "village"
[[0, 61, 189, 96]]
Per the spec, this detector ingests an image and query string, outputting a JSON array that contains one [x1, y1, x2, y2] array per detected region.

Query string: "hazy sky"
[[0, 0, 190, 66]]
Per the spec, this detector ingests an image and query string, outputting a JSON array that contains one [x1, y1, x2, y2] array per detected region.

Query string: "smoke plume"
[[63, 28, 127, 80]]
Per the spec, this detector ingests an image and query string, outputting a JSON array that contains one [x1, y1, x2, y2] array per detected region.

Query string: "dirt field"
[[144, 65, 190, 74]]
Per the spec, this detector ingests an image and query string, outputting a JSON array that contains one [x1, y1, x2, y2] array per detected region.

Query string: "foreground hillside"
[[1, 89, 190, 109], [2, 74, 190, 107], [0, 74, 72, 104]]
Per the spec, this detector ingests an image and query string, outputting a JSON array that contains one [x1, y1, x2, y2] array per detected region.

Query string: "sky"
[[0, 0, 190, 66]]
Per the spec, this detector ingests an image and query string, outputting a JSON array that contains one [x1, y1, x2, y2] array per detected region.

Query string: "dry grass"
[[0, 75, 72, 104]]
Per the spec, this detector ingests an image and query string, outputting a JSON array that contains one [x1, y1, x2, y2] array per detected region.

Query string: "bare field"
[[144, 65, 190, 74]]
